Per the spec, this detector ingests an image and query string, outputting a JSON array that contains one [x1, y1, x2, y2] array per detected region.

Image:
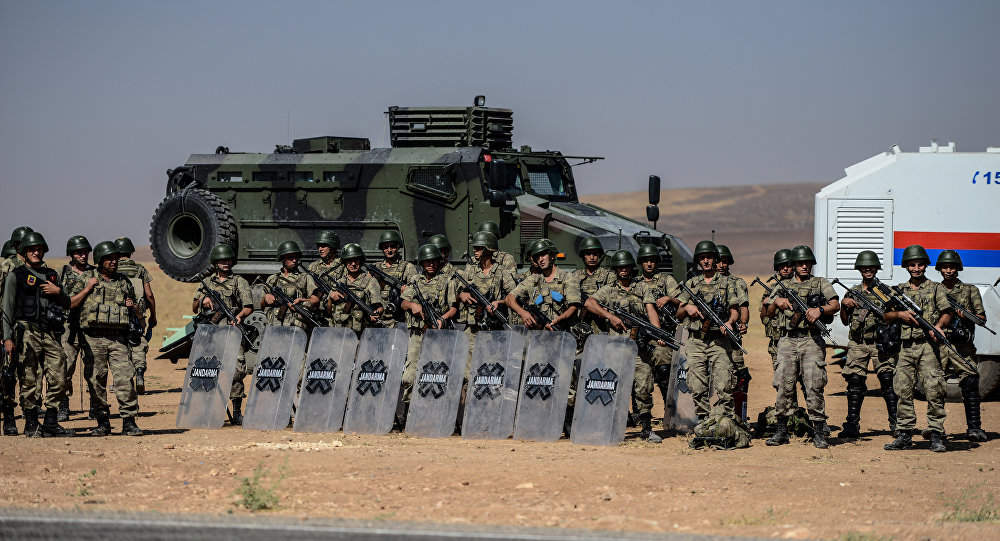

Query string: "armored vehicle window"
[[289, 171, 315, 183], [323, 171, 348, 183], [407, 166, 454, 199], [526, 166, 568, 197], [254, 171, 278, 182], [217, 172, 244, 183]]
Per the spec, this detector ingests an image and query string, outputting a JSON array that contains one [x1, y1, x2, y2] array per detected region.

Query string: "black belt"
[[689, 329, 722, 340], [785, 328, 819, 338]]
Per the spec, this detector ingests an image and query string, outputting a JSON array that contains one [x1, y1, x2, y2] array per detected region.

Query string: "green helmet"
[[900, 244, 930, 265], [772, 249, 792, 269], [428, 234, 452, 253], [610, 250, 636, 268], [935, 249, 963, 271], [115, 237, 136, 255], [528, 238, 557, 258], [477, 221, 501, 239], [1, 241, 15, 258], [65, 235, 92, 256], [470, 231, 498, 251], [316, 230, 341, 249], [854, 250, 882, 270], [210, 243, 236, 262], [693, 240, 719, 259], [276, 240, 302, 260], [577, 237, 604, 255], [340, 243, 365, 261], [10, 226, 33, 246], [417, 243, 442, 262], [92, 241, 119, 263], [789, 245, 816, 264], [717, 244, 734, 264], [19, 231, 48, 255], [637, 244, 661, 262], [378, 230, 403, 247]]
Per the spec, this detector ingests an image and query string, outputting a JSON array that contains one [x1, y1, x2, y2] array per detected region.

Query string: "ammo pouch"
[[875, 321, 901, 354], [807, 293, 835, 324], [84, 302, 131, 330]]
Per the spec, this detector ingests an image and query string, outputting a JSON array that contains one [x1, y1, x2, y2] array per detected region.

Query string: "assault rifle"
[[262, 282, 322, 328], [411, 283, 453, 330], [364, 263, 405, 317], [750, 276, 774, 297], [947, 294, 996, 336], [597, 300, 681, 352], [830, 279, 886, 319], [198, 280, 256, 344], [677, 282, 748, 354], [515, 296, 553, 330], [308, 269, 385, 327], [767, 274, 838, 346], [871, 278, 966, 359], [451, 272, 511, 330]]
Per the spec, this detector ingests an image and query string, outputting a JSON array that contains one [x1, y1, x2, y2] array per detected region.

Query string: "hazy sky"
[[1, 1, 998, 247]]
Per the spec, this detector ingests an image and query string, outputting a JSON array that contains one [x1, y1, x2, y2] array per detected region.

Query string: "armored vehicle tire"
[[149, 189, 236, 282], [944, 357, 1000, 401]]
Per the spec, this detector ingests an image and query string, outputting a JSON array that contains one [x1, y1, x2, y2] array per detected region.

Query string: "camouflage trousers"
[[632, 351, 656, 417], [230, 347, 253, 401], [731, 347, 746, 373], [940, 340, 977, 380], [842, 341, 894, 378], [129, 334, 148, 372], [894, 340, 945, 434], [651, 344, 673, 369], [17, 325, 68, 411], [685, 333, 735, 419], [402, 329, 425, 404], [767, 338, 780, 372], [62, 329, 95, 399], [85, 331, 139, 418], [1, 332, 23, 410], [774, 334, 827, 422]]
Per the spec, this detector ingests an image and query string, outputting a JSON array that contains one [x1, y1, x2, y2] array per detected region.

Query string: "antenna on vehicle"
[[711, 229, 716, 242], [646, 175, 661, 231], [618, 228, 623, 250]]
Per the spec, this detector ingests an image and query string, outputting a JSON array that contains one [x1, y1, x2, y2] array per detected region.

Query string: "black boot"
[[2, 406, 17, 436], [654, 364, 671, 421], [884, 431, 912, 450], [231, 398, 244, 426], [839, 375, 866, 438], [961, 375, 988, 442], [91, 410, 112, 437], [638, 412, 662, 443], [563, 406, 574, 438], [766, 416, 790, 446], [813, 421, 830, 449], [23, 408, 41, 438], [929, 431, 947, 453], [57, 397, 70, 422], [877, 371, 898, 435], [40, 408, 75, 437], [122, 416, 143, 436], [135, 368, 146, 395]]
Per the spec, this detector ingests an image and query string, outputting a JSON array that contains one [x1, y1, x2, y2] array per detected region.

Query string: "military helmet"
[[772, 249, 792, 269], [528, 238, 557, 259], [470, 231, 498, 251], [854, 250, 882, 270], [10, 226, 33, 246], [276, 240, 302, 260], [1, 241, 15, 258], [115, 237, 136, 255], [900, 244, 930, 265], [316, 230, 341, 249], [789, 245, 816, 264], [19, 231, 48, 255], [637, 244, 661, 262], [477, 221, 501, 239], [577, 237, 604, 255], [92, 241, 119, 263], [428, 234, 452, 253], [210, 243, 236, 262], [417, 243, 442, 262], [693, 240, 720, 259], [525, 239, 546, 261], [378, 230, 403, 247], [65, 235, 92, 256], [610, 250, 636, 268], [935, 249, 963, 271], [717, 244, 734, 264], [340, 243, 365, 261]]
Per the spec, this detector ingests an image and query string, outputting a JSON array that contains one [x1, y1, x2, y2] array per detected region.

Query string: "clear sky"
[[1, 1, 997, 247]]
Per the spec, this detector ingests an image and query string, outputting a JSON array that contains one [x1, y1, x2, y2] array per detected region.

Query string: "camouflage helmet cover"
[[470, 231, 498, 251], [789, 245, 816, 264], [115, 236, 136, 255], [900, 245, 930, 266], [316, 230, 341, 249], [935, 249, 963, 271], [854, 250, 882, 270], [716, 244, 734, 264], [92, 241, 119, 263], [417, 243, 442, 262], [276, 240, 302, 260], [19, 231, 48, 254], [210, 243, 236, 262], [65, 235, 92, 256], [340, 243, 365, 261], [577, 236, 604, 255]]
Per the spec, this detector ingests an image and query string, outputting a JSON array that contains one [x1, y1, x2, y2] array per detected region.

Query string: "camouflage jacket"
[[264, 269, 318, 328], [0, 256, 25, 299], [844, 282, 887, 342], [195, 274, 253, 325], [678, 273, 741, 332], [116, 257, 152, 317], [895, 278, 949, 341], [307, 258, 344, 282], [510, 267, 582, 323], [328, 272, 382, 332], [60, 263, 95, 328], [766, 275, 836, 332], [401, 271, 456, 330], [572, 267, 615, 300], [762, 275, 790, 340], [943, 280, 985, 341], [455, 263, 517, 325], [466, 250, 517, 274], [590, 278, 656, 336]]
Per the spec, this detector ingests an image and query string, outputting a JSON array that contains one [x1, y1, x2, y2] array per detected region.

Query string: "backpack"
[[753, 405, 813, 438], [690, 407, 751, 449]]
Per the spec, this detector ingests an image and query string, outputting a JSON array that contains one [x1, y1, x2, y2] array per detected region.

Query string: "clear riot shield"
[[461, 330, 524, 440], [665, 327, 698, 433], [293, 327, 360, 433], [512, 330, 576, 442], [342, 326, 408, 435], [242, 326, 308, 431], [570, 335, 637, 446], [404, 329, 470, 438], [176, 325, 242, 429]]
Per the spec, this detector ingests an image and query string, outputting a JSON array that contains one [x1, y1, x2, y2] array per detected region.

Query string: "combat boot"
[[812, 421, 829, 449], [638, 413, 662, 443], [929, 431, 947, 453], [40, 408, 75, 437], [57, 397, 70, 422], [2, 406, 17, 436], [562, 406, 574, 439], [961, 375, 988, 442], [839, 375, 866, 439], [135, 367, 146, 395], [884, 432, 912, 450], [766, 416, 789, 446], [878, 371, 898, 435], [122, 417, 143, 436], [23, 408, 41, 438], [231, 398, 244, 426], [91, 410, 112, 437]]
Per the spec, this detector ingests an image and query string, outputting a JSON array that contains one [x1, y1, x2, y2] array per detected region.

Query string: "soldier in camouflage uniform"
[[2, 232, 75, 437], [428, 234, 457, 276], [636, 243, 681, 419], [765, 245, 839, 449], [114, 237, 157, 395], [760, 249, 793, 370], [261, 241, 320, 329], [454, 231, 517, 369], [584, 250, 666, 442], [70, 241, 143, 436], [307, 230, 345, 282], [371, 230, 418, 327], [677, 241, 740, 422], [465, 221, 518, 274], [837, 250, 896, 439], [572, 237, 614, 335], [505, 239, 581, 331], [192, 244, 253, 425], [58, 236, 96, 421], [324, 243, 384, 334], [883, 245, 951, 452], [1, 227, 32, 435], [716, 245, 752, 418], [936, 250, 988, 442]]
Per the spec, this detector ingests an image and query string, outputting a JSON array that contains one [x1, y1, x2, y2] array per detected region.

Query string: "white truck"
[[814, 141, 1000, 398]]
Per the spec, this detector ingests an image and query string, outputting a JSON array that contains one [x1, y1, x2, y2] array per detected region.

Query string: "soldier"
[[371, 231, 418, 326], [935, 250, 987, 442], [70, 241, 142, 436], [572, 237, 614, 333], [115, 237, 157, 395], [428, 234, 456, 276], [1, 241, 14, 258], [59, 235, 96, 422], [761, 249, 793, 371], [1, 232, 74, 437], [883, 245, 951, 452], [584, 250, 666, 442], [765, 245, 839, 449], [636, 244, 681, 418], [466, 221, 518, 274], [325, 243, 384, 334], [676, 241, 740, 423], [307, 230, 344, 279], [505, 239, 581, 331], [837, 250, 896, 439], [716, 244, 752, 419], [454, 231, 517, 367], [192, 244, 253, 425], [261, 241, 320, 329], [1, 227, 33, 435]]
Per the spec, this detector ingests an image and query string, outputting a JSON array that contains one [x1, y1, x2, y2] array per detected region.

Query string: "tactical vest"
[[117, 259, 148, 315], [775, 276, 833, 331], [11, 265, 60, 324], [80, 271, 135, 331], [682, 274, 735, 332], [896, 279, 945, 340], [847, 284, 886, 342]]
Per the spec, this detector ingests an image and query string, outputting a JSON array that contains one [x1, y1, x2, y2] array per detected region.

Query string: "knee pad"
[[960, 374, 980, 396], [846, 374, 868, 392], [653, 364, 671, 385]]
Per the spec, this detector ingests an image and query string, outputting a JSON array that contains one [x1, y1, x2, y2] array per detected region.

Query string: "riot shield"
[[461, 330, 524, 440], [404, 329, 470, 438], [512, 331, 576, 442], [665, 328, 698, 433], [342, 326, 408, 435], [242, 326, 308, 431], [176, 325, 242, 429], [293, 327, 359, 433], [570, 335, 637, 446]]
